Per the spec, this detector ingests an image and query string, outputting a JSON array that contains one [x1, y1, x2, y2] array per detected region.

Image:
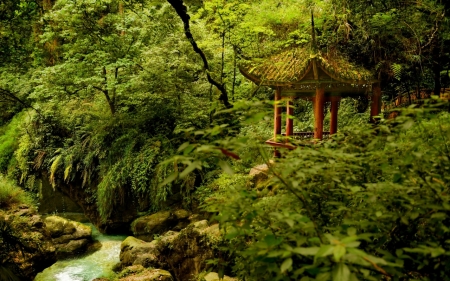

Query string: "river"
[[34, 224, 126, 281]]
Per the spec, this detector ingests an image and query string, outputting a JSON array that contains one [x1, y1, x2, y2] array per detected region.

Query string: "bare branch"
[[0, 87, 39, 114], [166, 0, 232, 108]]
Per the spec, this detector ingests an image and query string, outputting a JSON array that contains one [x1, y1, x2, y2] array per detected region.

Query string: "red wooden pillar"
[[313, 88, 325, 140], [370, 83, 382, 123], [286, 97, 294, 138], [274, 88, 282, 140], [330, 97, 339, 135], [274, 88, 282, 157]]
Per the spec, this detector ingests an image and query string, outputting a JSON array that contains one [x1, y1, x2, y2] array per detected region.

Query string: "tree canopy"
[[1, 0, 450, 280]]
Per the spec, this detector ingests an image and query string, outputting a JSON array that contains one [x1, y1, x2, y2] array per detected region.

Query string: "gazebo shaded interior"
[[240, 46, 381, 151]]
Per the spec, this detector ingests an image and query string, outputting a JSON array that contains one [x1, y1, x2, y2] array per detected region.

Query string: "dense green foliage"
[[0, 0, 450, 279], [173, 104, 447, 281]]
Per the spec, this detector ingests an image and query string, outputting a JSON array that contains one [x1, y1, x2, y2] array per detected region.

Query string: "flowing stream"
[[34, 224, 127, 281]]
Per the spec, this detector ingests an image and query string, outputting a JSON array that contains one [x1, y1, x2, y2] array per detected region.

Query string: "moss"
[[241, 46, 375, 85]]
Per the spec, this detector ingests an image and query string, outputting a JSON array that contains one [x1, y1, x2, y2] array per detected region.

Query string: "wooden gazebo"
[[240, 18, 381, 151]]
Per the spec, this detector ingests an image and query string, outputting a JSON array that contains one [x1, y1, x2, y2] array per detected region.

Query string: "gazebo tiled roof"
[[240, 47, 377, 89]]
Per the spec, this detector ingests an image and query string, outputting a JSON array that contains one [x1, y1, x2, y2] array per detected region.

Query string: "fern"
[[49, 155, 62, 189], [375, 60, 385, 71], [63, 164, 72, 182], [391, 63, 403, 81]]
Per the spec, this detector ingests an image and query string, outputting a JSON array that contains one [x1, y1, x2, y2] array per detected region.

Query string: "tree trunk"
[[432, 35, 442, 96]]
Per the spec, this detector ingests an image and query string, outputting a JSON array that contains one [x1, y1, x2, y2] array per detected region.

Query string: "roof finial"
[[311, 9, 317, 52]]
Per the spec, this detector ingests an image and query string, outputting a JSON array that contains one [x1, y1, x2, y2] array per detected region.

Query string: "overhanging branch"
[[0, 87, 39, 113], [166, 0, 232, 108]]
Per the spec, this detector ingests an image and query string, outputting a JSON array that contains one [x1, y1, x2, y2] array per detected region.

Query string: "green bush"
[[0, 175, 34, 208], [197, 106, 450, 280], [0, 112, 24, 173]]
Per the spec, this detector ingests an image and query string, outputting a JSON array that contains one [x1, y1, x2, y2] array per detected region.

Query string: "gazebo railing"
[[382, 90, 432, 111]]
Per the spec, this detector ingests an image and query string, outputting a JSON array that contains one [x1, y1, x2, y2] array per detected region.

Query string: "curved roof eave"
[[240, 60, 378, 88]]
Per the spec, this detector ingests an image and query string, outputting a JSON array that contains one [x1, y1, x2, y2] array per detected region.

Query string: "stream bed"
[[34, 224, 127, 281]]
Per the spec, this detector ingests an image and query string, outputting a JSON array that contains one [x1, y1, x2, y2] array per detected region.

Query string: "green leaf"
[[285, 218, 295, 228], [281, 258, 293, 273], [218, 267, 225, 279], [316, 272, 331, 281], [334, 245, 346, 261], [179, 161, 201, 178], [345, 242, 361, 248], [341, 236, 359, 244], [347, 227, 357, 236], [316, 245, 335, 259], [401, 216, 409, 225], [332, 263, 350, 281], [410, 212, 419, 220], [349, 273, 360, 281], [293, 247, 319, 256], [264, 235, 283, 247], [430, 247, 445, 258], [431, 212, 446, 219], [219, 160, 234, 175], [177, 142, 189, 153], [158, 171, 178, 188]]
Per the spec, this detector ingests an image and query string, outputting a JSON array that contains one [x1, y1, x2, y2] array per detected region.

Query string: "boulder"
[[120, 236, 159, 268], [117, 265, 173, 281], [203, 272, 237, 281], [44, 215, 92, 258], [56, 239, 90, 254], [249, 163, 270, 187], [130, 209, 191, 241], [120, 220, 223, 281], [0, 206, 56, 280]]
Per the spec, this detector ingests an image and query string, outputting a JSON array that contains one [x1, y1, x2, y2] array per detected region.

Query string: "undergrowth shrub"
[[0, 175, 34, 208], [0, 112, 25, 173], [174, 102, 450, 281]]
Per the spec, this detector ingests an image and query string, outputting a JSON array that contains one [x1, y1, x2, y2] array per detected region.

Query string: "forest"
[[1, 0, 450, 280]]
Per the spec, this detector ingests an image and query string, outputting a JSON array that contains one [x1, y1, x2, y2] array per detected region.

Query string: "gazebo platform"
[[265, 131, 331, 150]]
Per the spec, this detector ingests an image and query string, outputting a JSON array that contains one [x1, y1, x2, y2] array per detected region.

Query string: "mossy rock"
[[120, 236, 159, 268], [0, 207, 56, 280], [130, 210, 191, 242], [120, 220, 225, 281], [44, 215, 93, 258], [45, 215, 91, 238], [117, 265, 173, 281], [202, 272, 237, 281]]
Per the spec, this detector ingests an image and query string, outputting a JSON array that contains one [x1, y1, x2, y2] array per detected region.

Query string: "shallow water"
[[34, 224, 127, 281]]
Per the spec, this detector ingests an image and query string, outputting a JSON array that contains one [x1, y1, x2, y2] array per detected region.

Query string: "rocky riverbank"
[[0, 205, 95, 280], [104, 213, 237, 281], [1, 204, 238, 280]]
